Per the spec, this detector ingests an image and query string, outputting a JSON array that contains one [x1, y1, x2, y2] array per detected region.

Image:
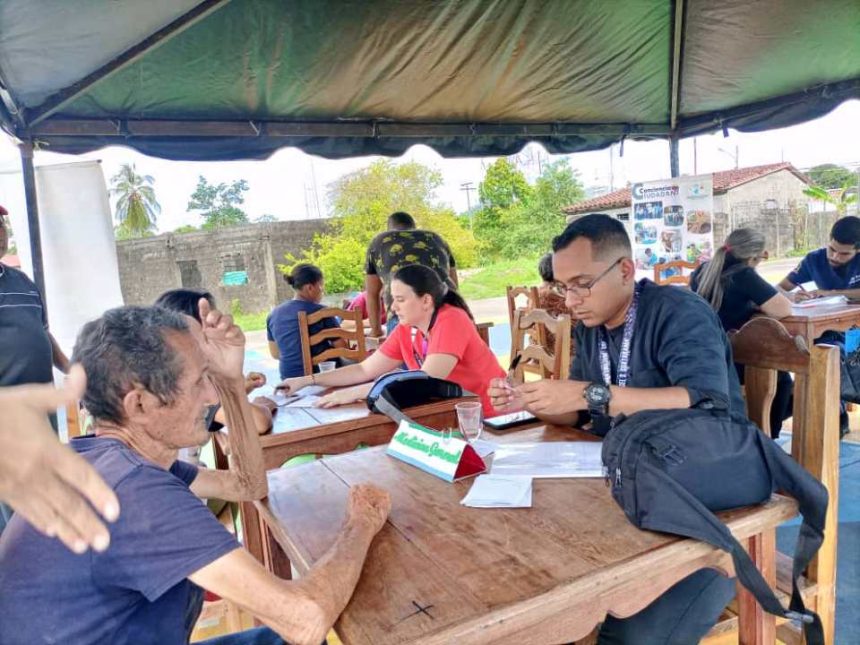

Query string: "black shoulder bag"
[[602, 408, 828, 645]]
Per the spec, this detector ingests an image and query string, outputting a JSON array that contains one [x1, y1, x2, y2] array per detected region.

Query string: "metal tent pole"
[[670, 137, 680, 178], [19, 141, 47, 303]]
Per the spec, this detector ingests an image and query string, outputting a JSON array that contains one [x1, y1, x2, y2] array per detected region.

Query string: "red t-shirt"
[[379, 304, 505, 416]]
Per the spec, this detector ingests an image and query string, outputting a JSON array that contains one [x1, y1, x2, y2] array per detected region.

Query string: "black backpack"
[[601, 408, 828, 645]]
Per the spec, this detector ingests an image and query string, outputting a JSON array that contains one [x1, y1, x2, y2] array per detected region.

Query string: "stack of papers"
[[471, 439, 499, 458], [460, 475, 533, 508], [791, 295, 848, 310], [491, 442, 604, 478]]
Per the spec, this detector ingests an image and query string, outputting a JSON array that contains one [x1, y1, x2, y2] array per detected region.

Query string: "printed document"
[[491, 442, 604, 478]]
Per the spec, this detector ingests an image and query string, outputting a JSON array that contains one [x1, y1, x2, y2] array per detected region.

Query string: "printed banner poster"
[[630, 175, 714, 281]]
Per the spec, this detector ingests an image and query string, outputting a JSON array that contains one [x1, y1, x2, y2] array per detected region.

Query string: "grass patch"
[[231, 307, 270, 333], [458, 256, 541, 300]]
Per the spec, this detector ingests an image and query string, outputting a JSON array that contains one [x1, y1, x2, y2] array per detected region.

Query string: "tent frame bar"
[[28, 118, 671, 138], [25, 0, 233, 129], [669, 0, 687, 131]]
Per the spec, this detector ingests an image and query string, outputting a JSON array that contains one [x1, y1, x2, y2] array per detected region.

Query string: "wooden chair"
[[702, 317, 840, 644], [506, 285, 539, 327], [510, 308, 571, 381], [653, 259, 699, 286], [298, 307, 368, 376]]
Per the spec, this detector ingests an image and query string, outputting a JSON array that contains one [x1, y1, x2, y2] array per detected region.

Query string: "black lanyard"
[[598, 284, 640, 387]]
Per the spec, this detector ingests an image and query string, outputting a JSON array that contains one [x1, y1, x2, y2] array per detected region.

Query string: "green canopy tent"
[[1, 0, 859, 292]]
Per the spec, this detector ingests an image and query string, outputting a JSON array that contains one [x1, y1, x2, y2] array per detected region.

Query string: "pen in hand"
[[506, 354, 523, 389]]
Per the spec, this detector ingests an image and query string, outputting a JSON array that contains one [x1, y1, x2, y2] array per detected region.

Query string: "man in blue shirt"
[[778, 216, 860, 299], [0, 303, 390, 645]]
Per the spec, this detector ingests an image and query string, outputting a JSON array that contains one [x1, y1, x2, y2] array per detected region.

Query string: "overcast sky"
[[0, 99, 858, 233]]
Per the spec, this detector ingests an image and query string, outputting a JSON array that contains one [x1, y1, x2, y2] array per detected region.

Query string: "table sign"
[[386, 420, 486, 482]]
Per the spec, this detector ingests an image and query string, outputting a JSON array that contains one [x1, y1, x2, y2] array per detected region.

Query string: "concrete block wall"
[[116, 219, 328, 312]]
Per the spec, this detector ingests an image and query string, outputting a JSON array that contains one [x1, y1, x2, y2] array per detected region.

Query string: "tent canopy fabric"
[[0, 0, 858, 161]]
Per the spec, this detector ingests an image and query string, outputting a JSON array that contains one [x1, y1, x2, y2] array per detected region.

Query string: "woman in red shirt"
[[277, 264, 505, 416]]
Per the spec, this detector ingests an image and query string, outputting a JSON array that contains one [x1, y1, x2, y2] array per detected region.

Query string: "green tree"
[[110, 163, 160, 238], [187, 176, 250, 230], [255, 214, 278, 223], [173, 224, 199, 234], [807, 164, 856, 190], [292, 160, 478, 293], [803, 181, 859, 216], [474, 158, 532, 259]]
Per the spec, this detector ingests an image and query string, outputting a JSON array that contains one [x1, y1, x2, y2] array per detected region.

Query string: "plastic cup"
[[318, 361, 336, 373], [455, 401, 483, 443]]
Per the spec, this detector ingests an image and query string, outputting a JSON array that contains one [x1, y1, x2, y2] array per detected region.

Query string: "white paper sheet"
[[461, 475, 533, 508], [491, 442, 604, 478], [285, 395, 323, 408], [296, 385, 328, 396], [791, 295, 848, 310]]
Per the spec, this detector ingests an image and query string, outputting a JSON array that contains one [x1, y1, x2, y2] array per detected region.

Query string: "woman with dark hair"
[[266, 263, 347, 379], [689, 228, 793, 438], [154, 288, 274, 437], [277, 264, 505, 415], [536, 252, 573, 350]]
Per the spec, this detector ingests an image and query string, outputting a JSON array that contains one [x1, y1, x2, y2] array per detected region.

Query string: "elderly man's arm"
[[0, 366, 119, 553], [189, 484, 390, 645], [189, 300, 267, 501]]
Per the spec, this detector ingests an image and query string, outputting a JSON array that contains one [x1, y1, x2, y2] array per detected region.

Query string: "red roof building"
[[564, 163, 811, 217]]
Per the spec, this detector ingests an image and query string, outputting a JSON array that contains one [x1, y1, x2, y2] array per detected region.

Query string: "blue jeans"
[[598, 569, 735, 644], [197, 626, 289, 644]]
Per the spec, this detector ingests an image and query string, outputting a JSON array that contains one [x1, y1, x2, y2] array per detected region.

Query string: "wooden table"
[[217, 393, 477, 567], [257, 425, 797, 644], [777, 303, 860, 346]]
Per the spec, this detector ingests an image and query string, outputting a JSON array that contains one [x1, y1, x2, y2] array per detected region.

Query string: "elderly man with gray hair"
[[0, 302, 390, 645]]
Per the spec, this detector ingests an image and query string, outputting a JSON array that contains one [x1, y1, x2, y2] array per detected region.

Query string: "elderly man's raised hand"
[[198, 297, 246, 380], [0, 365, 120, 554]]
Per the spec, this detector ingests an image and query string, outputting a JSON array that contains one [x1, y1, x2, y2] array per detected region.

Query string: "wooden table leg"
[[239, 501, 267, 566], [737, 528, 776, 645]]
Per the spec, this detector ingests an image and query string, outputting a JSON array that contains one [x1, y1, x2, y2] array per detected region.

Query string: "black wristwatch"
[[584, 382, 612, 417]]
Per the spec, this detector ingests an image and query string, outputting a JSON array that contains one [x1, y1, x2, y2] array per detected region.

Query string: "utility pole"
[[693, 138, 698, 175], [460, 182, 475, 229]]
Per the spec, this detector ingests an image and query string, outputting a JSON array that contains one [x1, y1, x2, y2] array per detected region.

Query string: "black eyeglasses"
[[550, 257, 624, 298]]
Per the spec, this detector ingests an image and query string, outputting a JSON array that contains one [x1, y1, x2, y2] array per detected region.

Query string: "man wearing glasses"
[[489, 213, 745, 644]]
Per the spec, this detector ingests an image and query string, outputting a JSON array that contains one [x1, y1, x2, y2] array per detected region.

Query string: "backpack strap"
[[636, 459, 824, 645]]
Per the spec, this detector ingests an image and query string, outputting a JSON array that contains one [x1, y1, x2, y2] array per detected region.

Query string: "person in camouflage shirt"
[[364, 211, 458, 335]]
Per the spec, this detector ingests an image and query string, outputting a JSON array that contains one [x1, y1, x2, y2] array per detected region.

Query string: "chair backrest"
[[653, 259, 699, 285], [298, 307, 368, 376], [506, 285, 539, 327], [510, 308, 571, 381], [729, 317, 840, 643]]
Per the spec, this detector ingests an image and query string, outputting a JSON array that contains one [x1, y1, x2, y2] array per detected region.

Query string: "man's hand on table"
[[488, 377, 525, 413], [517, 380, 588, 416], [244, 371, 266, 394], [252, 396, 278, 414], [346, 484, 391, 534], [0, 365, 120, 554]]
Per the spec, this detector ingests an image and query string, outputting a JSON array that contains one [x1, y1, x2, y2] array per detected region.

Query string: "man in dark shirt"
[[0, 303, 390, 645], [778, 216, 860, 300], [364, 211, 458, 335], [489, 213, 740, 644], [0, 212, 70, 533]]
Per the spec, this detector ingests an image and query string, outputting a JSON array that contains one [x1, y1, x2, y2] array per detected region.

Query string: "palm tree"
[[803, 180, 859, 216], [110, 163, 161, 237]]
